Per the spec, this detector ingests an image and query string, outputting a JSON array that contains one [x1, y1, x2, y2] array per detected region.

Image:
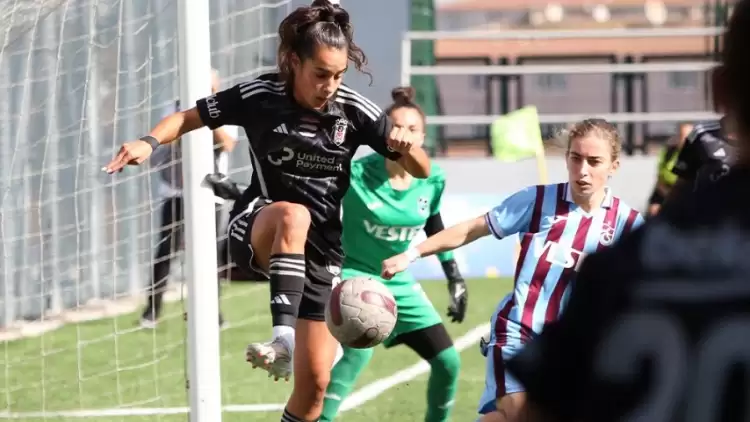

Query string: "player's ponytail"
[[277, 0, 370, 83], [390, 87, 417, 106], [385, 86, 425, 122]]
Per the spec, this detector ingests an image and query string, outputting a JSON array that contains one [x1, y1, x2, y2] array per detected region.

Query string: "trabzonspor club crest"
[[599, 222, 615, 246]]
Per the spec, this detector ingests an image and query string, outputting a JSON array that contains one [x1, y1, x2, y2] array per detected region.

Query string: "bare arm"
[[397, 147, 431, 179], [212, 127, 238, 152], [104, 107, 206, 173], [416, 215, 490, 258], [150, 108, 206, 146]]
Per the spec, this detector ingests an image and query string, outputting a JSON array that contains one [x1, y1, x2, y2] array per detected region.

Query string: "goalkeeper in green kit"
[[320, 87, 467, 422]]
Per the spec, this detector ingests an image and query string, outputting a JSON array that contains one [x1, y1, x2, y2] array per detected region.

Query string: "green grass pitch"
[[1, 278, 512, 421]]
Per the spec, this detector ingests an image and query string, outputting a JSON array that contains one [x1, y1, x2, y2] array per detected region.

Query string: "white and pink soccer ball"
[[325, 276, 398, 349]]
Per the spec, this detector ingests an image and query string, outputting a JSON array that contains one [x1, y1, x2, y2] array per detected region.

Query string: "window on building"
[[668, 72, 699, 89], [471, 75, 485, 90], [536, 74, 568, 91]]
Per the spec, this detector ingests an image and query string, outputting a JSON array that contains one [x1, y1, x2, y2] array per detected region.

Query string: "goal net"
[[0, 0, 292, 419]]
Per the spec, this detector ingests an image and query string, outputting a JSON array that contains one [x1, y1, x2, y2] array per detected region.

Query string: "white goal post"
[[401, 26, 725, 127], [177, 0, 222, 420]]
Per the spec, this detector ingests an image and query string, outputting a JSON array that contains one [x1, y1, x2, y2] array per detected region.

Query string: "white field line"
[[0, 404, 287, 419], [0, 311, 489, 418], [339, 322, 491, 412]]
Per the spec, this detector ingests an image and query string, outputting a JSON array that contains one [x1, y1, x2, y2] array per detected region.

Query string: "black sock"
[[269, 253, 306, 327], [281, 408, 314, 422]]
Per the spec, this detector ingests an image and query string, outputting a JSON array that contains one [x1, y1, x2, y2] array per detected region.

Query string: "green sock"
[[320, 346, 374, 421], [425, 346, 461, 422]]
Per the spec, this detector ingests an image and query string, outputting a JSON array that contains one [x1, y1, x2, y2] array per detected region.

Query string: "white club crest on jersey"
[[417, 196, 430, 216], [332, 118, 348, 145], [599, 222, 615, 246]]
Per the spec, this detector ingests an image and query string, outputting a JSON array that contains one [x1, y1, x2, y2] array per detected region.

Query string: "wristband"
[[405, 247, 421, 263], [139, 135, 161, 151]]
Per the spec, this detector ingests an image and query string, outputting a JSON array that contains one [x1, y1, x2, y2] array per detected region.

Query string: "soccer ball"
[[325, 276, 398, 349]]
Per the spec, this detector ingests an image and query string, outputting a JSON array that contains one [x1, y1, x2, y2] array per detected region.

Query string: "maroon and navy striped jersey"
[[508, 167, 750, 422], [485, 182, 642, 347]]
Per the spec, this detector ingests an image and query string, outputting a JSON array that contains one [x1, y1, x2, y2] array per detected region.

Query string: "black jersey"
[[672, 120, 735, 189], [195, 73, 401, 256], [507, 166, 750, 422]]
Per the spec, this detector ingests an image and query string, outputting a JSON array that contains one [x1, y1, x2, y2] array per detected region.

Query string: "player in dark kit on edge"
[[505, 2, 750, 421], [103, 1, 430, 421], [665, 118, 736, 207], [664, 74, 737, 207]]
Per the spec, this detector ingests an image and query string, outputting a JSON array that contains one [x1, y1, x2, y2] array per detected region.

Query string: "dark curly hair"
[[276, 0, 370, 83]]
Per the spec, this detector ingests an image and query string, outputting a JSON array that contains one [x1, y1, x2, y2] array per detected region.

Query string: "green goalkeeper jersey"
[[342, 154, 454, 282]]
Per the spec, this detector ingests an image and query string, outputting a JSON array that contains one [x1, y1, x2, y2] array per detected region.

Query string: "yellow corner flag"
[[491, 105, 548, 184], [491, 106, 549, 267], [490, 106, 544, 162]]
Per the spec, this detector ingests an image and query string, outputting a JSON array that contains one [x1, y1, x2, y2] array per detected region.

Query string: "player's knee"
[[300, 370, 331, 409], [431, 346, 461, 380], [274, 202, 312, 235]]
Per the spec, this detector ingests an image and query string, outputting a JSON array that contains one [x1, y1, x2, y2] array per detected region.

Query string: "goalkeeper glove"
[[205, 172, 243, 201], [442, 259, 467, 323]]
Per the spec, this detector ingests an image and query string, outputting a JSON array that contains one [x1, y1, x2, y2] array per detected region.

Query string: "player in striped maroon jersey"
[[381, 119, 643, 422], [506, 3, 750, 421]]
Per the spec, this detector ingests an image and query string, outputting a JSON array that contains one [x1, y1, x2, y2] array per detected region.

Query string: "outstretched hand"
[[102, 140, 155, 174], [381, 253, 411, 280], [386, 126, 424, 154]]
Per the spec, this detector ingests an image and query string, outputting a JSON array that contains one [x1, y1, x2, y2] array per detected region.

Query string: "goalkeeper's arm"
[[424, 212, 468, 322], [423, 212, 464, 284]]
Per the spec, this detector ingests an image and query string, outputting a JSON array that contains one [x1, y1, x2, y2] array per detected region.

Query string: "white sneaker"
[[246, 337, 293, 381], [139, 317, 158, 330]]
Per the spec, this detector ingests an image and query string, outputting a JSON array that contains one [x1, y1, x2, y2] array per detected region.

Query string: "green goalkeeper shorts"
[[341, 267, 443, 348]]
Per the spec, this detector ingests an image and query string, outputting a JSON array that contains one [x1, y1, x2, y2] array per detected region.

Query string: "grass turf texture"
[[2, 277, 512, 421]]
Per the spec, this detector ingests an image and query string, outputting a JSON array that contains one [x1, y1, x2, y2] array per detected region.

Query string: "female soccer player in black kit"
[[103, 2, 430, 421], [505, 2, 750, 421]]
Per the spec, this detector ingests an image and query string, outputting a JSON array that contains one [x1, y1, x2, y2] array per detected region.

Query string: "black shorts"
[[226, 197, 342, 321]]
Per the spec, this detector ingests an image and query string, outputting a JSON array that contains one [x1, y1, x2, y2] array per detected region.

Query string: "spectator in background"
[[140, 69, 239, 329], [646, 122, 693, 216]]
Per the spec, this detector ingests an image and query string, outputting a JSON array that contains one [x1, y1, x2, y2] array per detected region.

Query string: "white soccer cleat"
[[139, 317, 158, 330], [245, 337, 293, 382]]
